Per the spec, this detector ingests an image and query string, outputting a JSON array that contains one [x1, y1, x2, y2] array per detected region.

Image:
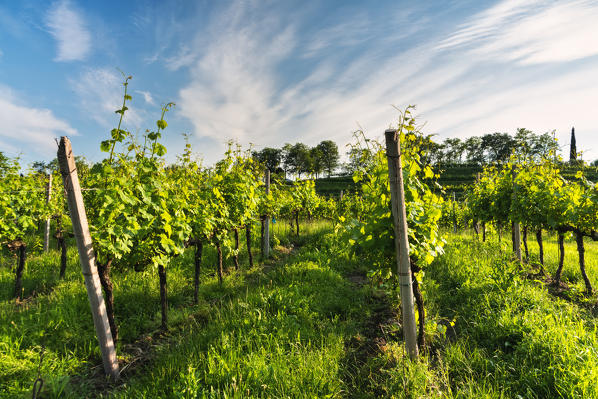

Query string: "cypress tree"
[[570, 127, 577, 162]]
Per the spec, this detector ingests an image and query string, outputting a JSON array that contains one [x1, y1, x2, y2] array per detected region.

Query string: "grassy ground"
[[458, 227, 598, 297], [421, 236, 598, 397], [0, 219, 341, 398], [2, 223, 598, 398]]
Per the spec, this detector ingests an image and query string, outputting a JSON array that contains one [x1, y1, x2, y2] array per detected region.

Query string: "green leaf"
[[100, 140, 111, 152], [155, 143, 167, 157], [156, 119, 167, 130]]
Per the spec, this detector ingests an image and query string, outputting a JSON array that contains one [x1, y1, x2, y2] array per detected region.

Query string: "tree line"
[[252, 127, 595, 181], [4, 126, 594, 181], [424, 128, 561, 165], [252, 140, 340, 179]]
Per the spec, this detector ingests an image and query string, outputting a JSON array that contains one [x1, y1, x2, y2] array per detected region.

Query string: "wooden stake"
[[57, 137, 120, 380], [511, 166, 522, 262], [262, 169, 271, 258], [43, 173, 52, 252], [385, 129, 419, 359], [246, 225, 253, 268], [452, 191, 457, 233]]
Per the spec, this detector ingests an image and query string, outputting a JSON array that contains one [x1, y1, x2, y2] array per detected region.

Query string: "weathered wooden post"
[[385, 129, 419, 359], [43, 173, 52, 252], [57, 137, 120, 380], [262, 169, 270, 258], [452, 191, 457, 233], [511, 166, 522, 262]]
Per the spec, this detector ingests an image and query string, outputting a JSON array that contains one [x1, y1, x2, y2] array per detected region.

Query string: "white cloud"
[[173, 0, 598, 163], [0, 86, 77, 158], [45, 0, 91, 62], [178, 1, 296, 145], [176, 2, 448, 156], [70, 68, 143, 129], [436, 0, 534, 50], [135, 90, 155, 105], [419, 63, 598, 156], [438, 0, 598, 65]]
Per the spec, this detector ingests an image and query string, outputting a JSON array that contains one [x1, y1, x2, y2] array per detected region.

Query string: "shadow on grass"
[[0, 248, 79, 302], [90, 245, 371, 398]]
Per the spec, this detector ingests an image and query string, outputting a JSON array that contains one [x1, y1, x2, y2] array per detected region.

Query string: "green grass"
[[2, 223, 598, 398], [106, 247, 360, 397], [423, 237, 598, 397], [0, 220, 341, 398], [455, 227, 598, 296]]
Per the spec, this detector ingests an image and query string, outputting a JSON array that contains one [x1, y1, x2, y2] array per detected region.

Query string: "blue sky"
[[1, 0, 597, 166]]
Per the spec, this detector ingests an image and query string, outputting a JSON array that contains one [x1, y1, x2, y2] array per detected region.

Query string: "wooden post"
[[43, 173, 52, 252], [262, 169, 270, 258], [385, 129, 419, 359], [511, 166, 522, 262], [57, 137, 120, 380], [339, 190, 344, 201], [452, 191, 457, 233], [482, 222, 486, 242], [246, 225, 253, 268]]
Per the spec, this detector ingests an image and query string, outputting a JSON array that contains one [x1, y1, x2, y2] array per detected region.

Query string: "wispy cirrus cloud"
[[437, 0, 598, 65], [45, 0, 91, 62], [0, 86, 77, 158], [165, 45, 198, 71], [70, 68, 144, 129], [422, 0, 598, 151], [178, 1, 297, 145], [170, 0, 598, 163]]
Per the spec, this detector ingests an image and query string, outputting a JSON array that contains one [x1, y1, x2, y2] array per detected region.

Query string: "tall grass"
[[0, 221, 337, 397], [452, 227, 598, 295], [422, 236, 598, 397]]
